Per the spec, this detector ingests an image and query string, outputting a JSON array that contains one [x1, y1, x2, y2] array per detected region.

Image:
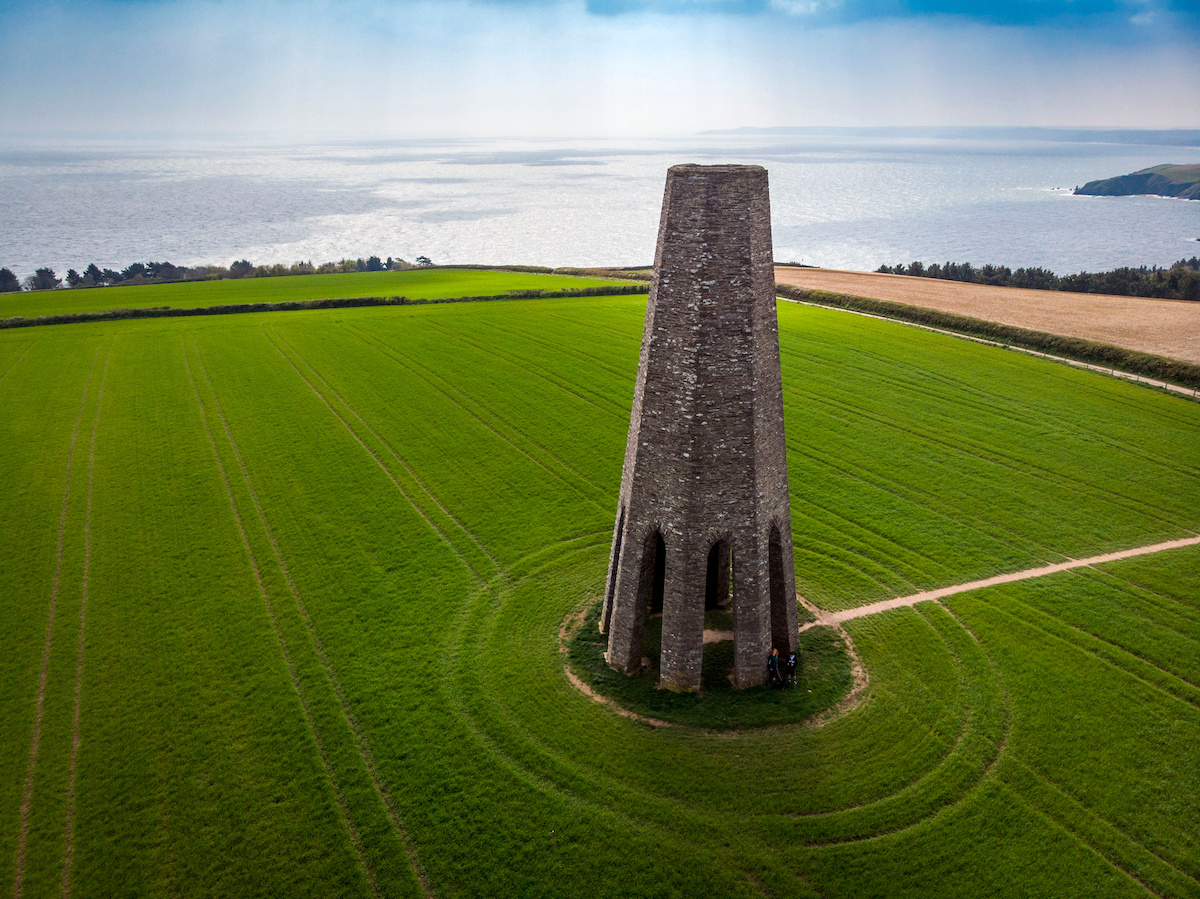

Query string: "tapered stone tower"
[[600, 164, 798, 692]]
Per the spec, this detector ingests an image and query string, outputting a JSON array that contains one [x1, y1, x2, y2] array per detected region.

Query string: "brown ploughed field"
[[775, 266, 1200, 365]]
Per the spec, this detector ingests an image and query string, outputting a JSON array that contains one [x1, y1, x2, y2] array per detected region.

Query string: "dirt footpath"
[[775, 266, 1200, 366]]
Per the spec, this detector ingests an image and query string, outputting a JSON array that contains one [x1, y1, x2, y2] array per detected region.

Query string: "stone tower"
[[600, 164, 798, 692]]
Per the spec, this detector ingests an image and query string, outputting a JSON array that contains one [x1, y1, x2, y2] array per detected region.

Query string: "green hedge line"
[[0, 285, 650, 331], [420, 264, 654, 281], [778, 284, 1200, 392]]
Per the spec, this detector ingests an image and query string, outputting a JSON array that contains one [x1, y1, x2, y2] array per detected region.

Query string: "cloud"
[[562, 0, 1200, 24], [0, 0, 1197, 138]]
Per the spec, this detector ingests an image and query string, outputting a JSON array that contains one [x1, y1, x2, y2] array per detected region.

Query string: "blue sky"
[[0, 0, 1197, 137]]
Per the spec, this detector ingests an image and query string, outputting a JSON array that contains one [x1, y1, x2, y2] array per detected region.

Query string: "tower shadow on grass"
[[566, 603, 854, 731]]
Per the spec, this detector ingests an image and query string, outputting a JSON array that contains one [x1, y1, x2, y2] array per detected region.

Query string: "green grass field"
[[1, 287, 1198, 897], [0, 268, 631, 319]]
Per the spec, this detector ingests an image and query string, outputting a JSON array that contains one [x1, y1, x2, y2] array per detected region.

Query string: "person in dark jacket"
[[767, 648, 784, 689], [785, 650, 798, 686]]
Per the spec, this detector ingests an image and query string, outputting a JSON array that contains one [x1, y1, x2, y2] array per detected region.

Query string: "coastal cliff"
[[1075, 164, 1200, 200]]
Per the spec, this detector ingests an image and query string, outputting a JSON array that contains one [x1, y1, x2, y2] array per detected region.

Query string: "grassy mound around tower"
[[566, 603, 854, 730]]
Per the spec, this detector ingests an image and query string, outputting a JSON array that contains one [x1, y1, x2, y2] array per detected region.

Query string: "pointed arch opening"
[[620, 529, 666, 675], [768, 524, 790, 653], [647, 532, 667, 616], [705, 539, 731, 610]]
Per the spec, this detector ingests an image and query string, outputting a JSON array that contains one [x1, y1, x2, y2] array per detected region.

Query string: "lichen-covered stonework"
[[601, 164, 799, 692]]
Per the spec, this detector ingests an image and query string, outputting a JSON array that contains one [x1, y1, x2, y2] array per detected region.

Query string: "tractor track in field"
[[265, 325, 498, 575], [556, 532, 1197, 852], [266, 321, 618, 886], [798, 604, 1011, 852], [435, 543, 747, 866], [556, 594, 993, 848], [986, 597, 1200, 711], [0, 342, 35, 386], [345, 320, 611, 504], [1006, 754, 1200, 896], [13, 342, 102, 899], [1003, 596, 1200, 694], [340, 323, 611, 512], [183, 340, 384, 899], [780, 348, 1192, 522], [62, 343, 110, 897], [193, 339, 435, 898], [422, 318, 628, 420], [784, 432, 1072, 568], [790, 378, 1186, 533], [932, 603, 1194, 899], [783, 340, 1200, 483], [262, 326, 492, 587]]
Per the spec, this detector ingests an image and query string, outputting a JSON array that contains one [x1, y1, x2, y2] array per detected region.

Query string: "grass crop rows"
[[1, 283, 1198, 896]]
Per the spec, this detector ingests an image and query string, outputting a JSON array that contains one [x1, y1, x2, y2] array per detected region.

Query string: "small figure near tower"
[[600, 164, 799, 692]]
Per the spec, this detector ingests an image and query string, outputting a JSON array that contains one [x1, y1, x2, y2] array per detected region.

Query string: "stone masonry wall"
[[601, 164, 799, 692]]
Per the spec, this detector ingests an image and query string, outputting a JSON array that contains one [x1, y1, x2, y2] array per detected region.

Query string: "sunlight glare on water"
[[2, 133, 1197, 278]]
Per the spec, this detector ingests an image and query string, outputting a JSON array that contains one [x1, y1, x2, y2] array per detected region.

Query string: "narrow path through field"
[[565, 531, 1198, 734], [13, 343, 102, 899], [802, 533, 1200, 630], [61, 346, 110, 897]]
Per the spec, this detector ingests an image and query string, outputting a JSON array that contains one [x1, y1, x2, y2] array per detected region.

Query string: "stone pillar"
[[601, 164, 799, 692]]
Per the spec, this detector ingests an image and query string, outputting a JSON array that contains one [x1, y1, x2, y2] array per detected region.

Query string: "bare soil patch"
[[775, 266, 1200, 366]]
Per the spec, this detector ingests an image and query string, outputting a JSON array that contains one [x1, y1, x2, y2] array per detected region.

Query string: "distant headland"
[[1074, 164, 1200, 200]]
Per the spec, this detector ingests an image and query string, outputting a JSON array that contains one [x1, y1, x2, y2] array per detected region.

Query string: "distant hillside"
[[1075, 164, 1200, 199]]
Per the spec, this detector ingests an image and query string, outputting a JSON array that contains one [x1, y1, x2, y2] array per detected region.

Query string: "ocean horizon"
[[3, 129, 1198, 281]]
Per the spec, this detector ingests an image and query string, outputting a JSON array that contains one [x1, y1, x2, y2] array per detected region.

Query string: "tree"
[[229, 259, 254, 278], [84, 263, 105, 286], [25, 268, 62, 291], [146, 261, 181, 281], [366, 255, 384, 272], [415, 255, 433, 267], [0, 268, 21, 292], [66, 269, 83, 287], [122, 262, 147, 282]]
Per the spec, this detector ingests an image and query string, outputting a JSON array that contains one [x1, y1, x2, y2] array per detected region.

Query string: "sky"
[[0, 0, 1198, 138]]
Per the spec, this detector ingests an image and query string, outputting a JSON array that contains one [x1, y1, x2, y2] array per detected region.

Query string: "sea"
[[2, 129, 1199, 279]]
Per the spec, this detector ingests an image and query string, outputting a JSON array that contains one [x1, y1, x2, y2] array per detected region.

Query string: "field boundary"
[[0, 285, 649, 331], [779, 286, 1200, 395]]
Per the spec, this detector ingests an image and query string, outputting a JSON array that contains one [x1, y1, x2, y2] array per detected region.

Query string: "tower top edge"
[[666, 163, 767, 176]]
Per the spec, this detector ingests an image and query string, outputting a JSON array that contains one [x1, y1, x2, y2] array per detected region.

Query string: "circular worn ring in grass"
[[562, 601, 858, 731]]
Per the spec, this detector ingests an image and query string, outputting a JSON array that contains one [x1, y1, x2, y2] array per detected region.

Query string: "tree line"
[[875, 257, 1200, 302], [0, 255, 434, 293]]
